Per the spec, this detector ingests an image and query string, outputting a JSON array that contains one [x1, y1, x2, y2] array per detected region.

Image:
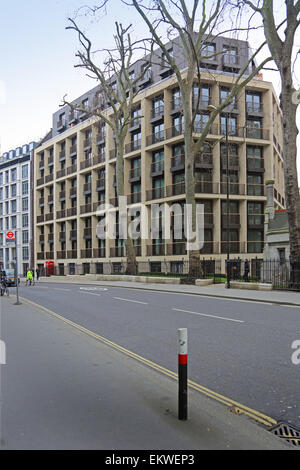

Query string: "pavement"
[[38, 276, 300, 307], [0, 294, 293, 450]]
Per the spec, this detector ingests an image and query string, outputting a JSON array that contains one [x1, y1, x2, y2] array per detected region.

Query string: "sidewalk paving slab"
[[0, 297, 294, 450]]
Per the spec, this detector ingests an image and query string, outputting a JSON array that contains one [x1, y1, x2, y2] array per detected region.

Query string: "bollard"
[[178, 328, 188, 420]]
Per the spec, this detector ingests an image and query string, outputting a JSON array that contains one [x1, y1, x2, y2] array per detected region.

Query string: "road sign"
[[6, 231, 16, 242]]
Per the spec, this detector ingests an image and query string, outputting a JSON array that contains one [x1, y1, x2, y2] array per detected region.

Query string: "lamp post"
[[208, 105, 231, 288]]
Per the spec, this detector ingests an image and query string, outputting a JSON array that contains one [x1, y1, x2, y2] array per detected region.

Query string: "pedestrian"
[[244, 259, 250, 282], [26, 269, 33, 287], [36, 268, 40, 282]]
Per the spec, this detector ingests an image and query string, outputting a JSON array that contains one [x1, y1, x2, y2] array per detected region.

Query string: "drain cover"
[[270, 423, 300, 447]]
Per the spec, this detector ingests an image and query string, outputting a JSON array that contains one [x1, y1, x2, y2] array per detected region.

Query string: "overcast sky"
[[0, 0, 299, 178]]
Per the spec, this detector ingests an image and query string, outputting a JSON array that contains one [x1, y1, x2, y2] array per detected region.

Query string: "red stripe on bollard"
[[178, 328, 188, 420]]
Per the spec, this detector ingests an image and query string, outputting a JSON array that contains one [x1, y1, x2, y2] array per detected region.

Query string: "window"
[[202, 42, 216, 59], [22, 246, 29, 260], [11, 184, 17, 197], [22, 230, 29, 244], [22, 181, 29, 195], [194, 113, 209, 133], [11, 216, 17, 228], [22, 197, 29, 211], [220, 115, 237, 136], [246, 92, 262, 113], [22, 214, 28, 228], [22, 164, 29, 179], [11, 168, 17, 182], [11, 200, 17, 213]]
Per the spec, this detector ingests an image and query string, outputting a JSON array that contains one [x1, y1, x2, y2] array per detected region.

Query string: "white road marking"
[[172, 308, 245, 323], [54, 288, 70, 292], [113, 297, 148, 305], [79, 291, 102, 297], [79, 287, 108, 291]]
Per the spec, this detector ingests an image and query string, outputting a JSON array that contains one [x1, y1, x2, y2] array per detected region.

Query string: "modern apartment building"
[[34, 35, 285, 275], [0, 142, 37, 276]]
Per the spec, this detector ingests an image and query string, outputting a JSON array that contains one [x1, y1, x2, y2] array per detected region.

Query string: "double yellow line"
[[20, 296, 277, 428]]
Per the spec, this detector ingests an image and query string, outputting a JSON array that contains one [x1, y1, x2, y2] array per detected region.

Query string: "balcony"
[[45, 213, 54, 221], [248, 214, 265, 228], [69, 229, 77, 241], [127, 192, 141, 204], [37, 252, 45, 260], [200, 241, 220, 255], [195, 152, 213, 169], [83, 138, 92, 150], [109, 148, 117, 160], [194, 123, 219, 136], [138, 69, 152, 87], [170, 97, 183, 114], [80, 203, 92, 214], [83, 182, 92, 194], [39, 197, 45, 207], [48, 233, 54, 242], [246, 127, 269, 140], [67, 163, 77, 175], [56, 168, 66, 179], [195, 181, 219, 194], [81, 249, 93, 258], [45, 174, 54, 184], [37, 177, 45, 187], [39, 234, 45, 242], [165, 126, 184, 140], [59, 191, 66, 201], [166, 181, 185, 197], [247, 158, 265, 172], [83, 227, 92, 239], [167, 242, 186, 256], [95, 130, 105, 144], [93, 153, 106, 165], [69, 187, 77, 199], [146, 130, 165, 146], [67, 207, 77, 217], [59, 150, 66, 162], [246, 102, 264, 116], [247, 184, 266, 196], [46, 252, 54, 260], [247, 241, 264, 253], [57, 118, 66, 131], [150, 160, 164, 176], [69, 144, 77, 157], [221, 155, 239, 171], [37, 215, 44, 223], [170, 154, 185, 171], [146, 243, 165, 256], [48, 156, 54, 166], [222, 54, 240, 69], [192, 96, 211, 111], [39, 160, 45, 171], [129, 167, 141, 181], [221, 241, 246, 254], [96, 178, 106, 191], [93, 248, 106, 258], [56, 210, 66, 219], [110, 246, 125, 257], [150, 105, 164, 122], [129, 116, 141, 132], [80, 158, 92, 170], [69, 110, 78, 125], [146, 187, 165, 201], [220, 182, 245, 195], [67, 250, 78, 259], [57, 251, 66, 259], [125, 139, 141, 154]]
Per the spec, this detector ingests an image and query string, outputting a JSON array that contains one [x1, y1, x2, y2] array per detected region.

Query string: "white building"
[[0, 142, 37, 276]]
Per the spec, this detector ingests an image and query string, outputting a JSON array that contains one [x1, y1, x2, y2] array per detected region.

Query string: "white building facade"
[[0, 142, 36, 276]]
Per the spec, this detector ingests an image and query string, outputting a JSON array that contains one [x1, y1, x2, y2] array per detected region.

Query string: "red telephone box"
[[45, 260, 54, 276]]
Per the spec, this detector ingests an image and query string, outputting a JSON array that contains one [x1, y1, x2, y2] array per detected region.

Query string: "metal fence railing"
[[38, 258, 300, 291]]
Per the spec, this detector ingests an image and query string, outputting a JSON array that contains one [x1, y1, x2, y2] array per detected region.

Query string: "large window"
[[22, 164, 29, 179], [22, 181, 29, 195]]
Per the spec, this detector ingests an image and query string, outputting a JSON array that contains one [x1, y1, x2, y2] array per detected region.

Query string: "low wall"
[[195, 279, 214, 286], [41, 274, 181, 285], [230, 281, 272, 291]]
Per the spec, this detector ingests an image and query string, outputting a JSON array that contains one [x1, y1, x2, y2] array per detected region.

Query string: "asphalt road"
[[13, 281, 300, 431]]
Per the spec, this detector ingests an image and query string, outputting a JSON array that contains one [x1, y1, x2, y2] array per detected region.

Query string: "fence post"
[[178, 328, 188, 421]]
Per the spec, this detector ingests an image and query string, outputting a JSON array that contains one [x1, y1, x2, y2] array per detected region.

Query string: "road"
[[13, 281, 300, 430]]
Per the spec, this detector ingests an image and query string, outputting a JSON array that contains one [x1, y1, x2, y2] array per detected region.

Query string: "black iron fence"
[[38, 258, 300, 291]]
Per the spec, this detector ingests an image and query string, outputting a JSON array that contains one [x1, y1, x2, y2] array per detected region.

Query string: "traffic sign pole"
[[14, 231, 21, 306]]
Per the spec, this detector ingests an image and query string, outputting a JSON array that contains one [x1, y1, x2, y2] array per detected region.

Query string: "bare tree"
[[127, 0, 273, 278], [63, 19, 154, 274], [238, 0, 300, 278]]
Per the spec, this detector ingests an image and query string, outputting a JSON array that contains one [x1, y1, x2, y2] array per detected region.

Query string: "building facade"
[[0, 142, 37, 276], [34, 36, 285, 275]]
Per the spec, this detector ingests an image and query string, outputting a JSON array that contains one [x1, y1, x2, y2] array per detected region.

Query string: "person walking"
[[26, 269, 33, 287], [244, 259, 250, 282], [36, 268, 40, 282]]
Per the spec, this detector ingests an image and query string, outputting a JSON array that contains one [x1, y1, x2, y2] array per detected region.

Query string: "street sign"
[[6, 231, 16, 242]]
